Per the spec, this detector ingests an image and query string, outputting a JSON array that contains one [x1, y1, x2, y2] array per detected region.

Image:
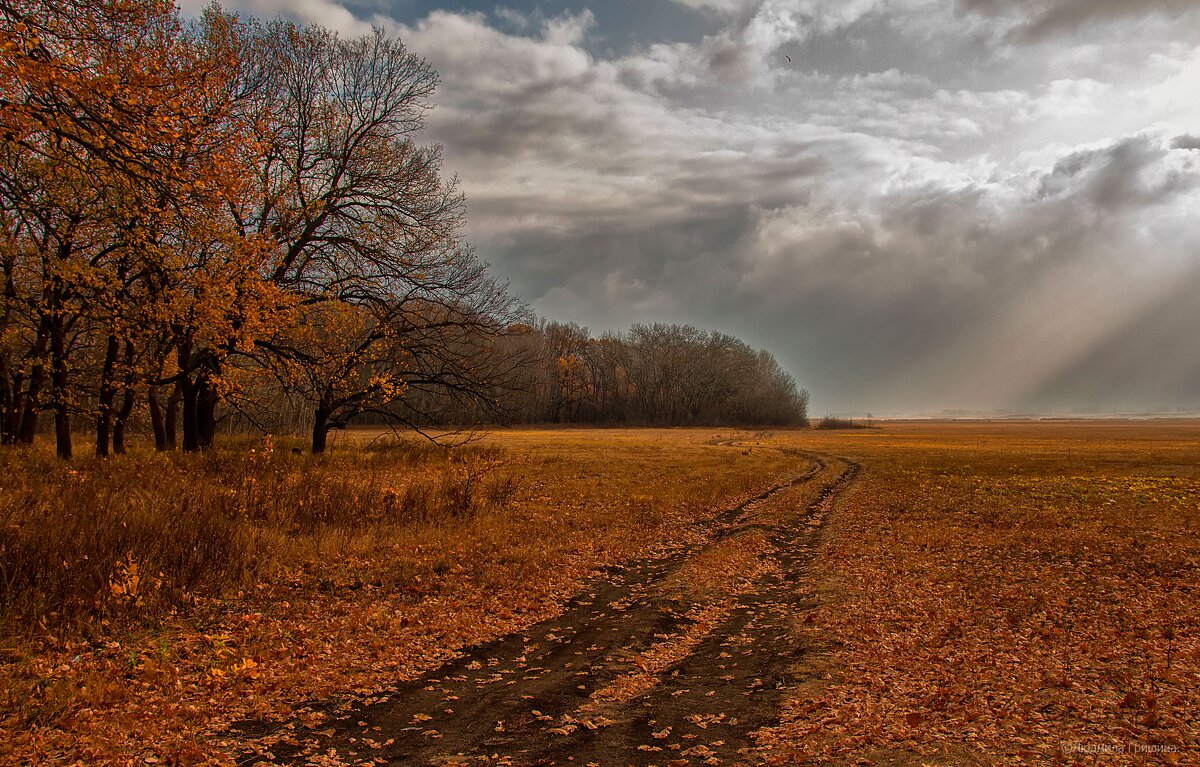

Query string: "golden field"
[[757, 420, 1200, 766], [1, 421, 1198, 766]]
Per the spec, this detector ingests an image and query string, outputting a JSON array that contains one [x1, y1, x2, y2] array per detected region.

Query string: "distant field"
[[759, 420, 1200, 765], [1, 422, 1197, 765]]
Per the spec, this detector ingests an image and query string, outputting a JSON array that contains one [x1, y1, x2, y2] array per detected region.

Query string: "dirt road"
[[235, 452, 857, 767]]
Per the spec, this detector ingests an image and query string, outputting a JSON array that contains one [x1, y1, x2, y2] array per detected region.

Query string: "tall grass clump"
[[0, 438, 520, 636]]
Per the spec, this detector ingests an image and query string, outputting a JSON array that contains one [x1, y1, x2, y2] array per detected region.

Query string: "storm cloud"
[[190, 0, 1200, 414], [958, 0, 1199, 40]]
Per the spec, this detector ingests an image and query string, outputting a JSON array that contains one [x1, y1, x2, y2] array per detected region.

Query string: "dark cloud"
[[1173, 134, 1200, 151], [462, 124, 1200, 412], [1038, 134, 1200, 211], [704, 42, 755, 82], [959, 0, 1199, 40]]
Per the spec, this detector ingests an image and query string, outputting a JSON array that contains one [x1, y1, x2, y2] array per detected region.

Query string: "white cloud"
[[179, 0, 374, 35], [1144, 46, 1200, 126]]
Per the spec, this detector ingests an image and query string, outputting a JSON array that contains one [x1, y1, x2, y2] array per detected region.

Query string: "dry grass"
[[6, 421, 1197, 766], [0, 436, 516, 634], [0, 427, 796, 765], [757, 420, 1200, 766]]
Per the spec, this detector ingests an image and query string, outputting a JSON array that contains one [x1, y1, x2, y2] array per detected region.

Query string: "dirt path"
[[234, 452, 858, 767]]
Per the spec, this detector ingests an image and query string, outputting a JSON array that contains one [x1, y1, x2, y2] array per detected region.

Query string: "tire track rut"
[[234, 453, 858, 766]]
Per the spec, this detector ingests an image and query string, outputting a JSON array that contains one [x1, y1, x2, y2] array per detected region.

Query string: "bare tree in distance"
[[232, 21, 526, 452]]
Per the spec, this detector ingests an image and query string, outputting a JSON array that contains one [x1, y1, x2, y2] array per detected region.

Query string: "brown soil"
[[231, 452, 858, 767]]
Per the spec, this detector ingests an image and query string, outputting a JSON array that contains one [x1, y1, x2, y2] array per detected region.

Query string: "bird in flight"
[[784, 54, 792, 62]]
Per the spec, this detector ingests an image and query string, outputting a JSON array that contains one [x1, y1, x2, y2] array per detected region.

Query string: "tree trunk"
[[182, 371, 219, 451], [149, 386, 168, 450], [113, 388, 136, 455], [311, 401, 331, 454], [196, 372, 217, 449], [111, 341, 136, 454], [165, 382, 180, 449], [95, 334, 120, 457], [181, 374, 199, 452], [17, 375, 41, 444], [45, 227, 77, 458], [179, 337, 219, 453], [16, 321, 50, 445], [49, 315, 71, 460], [0, 357, 15, 444], [113, 397, 134, 454], [179, 342, 204, 452]]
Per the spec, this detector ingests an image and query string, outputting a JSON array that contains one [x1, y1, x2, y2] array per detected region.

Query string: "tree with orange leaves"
[[0, 2, 278, 457], [1, 7, 526, 456]]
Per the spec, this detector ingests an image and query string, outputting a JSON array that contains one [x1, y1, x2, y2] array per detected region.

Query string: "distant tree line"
[[399, 320, 809, 428], [0, 2, 807, 457]]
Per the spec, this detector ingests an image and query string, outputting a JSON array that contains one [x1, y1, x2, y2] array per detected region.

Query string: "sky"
[[181, 0, 1200, 415]]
